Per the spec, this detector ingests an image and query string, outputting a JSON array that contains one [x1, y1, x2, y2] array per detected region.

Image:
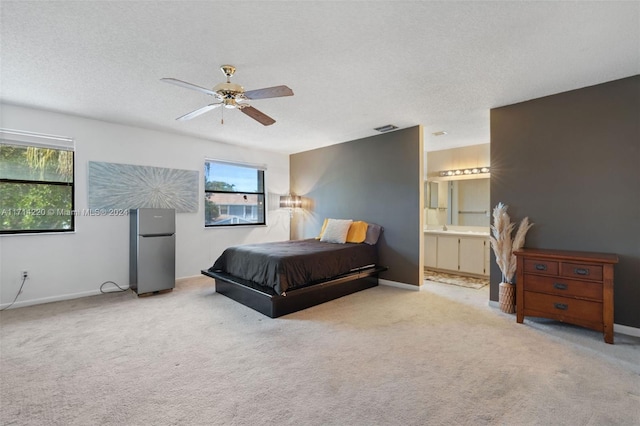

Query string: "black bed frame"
[[201, 265, 387, 318]]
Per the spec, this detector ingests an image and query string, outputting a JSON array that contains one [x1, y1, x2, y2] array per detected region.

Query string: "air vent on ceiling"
[[374, 124, 398, 133]]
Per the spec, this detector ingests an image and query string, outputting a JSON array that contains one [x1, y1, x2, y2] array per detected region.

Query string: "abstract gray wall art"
[[88, 162, 199, 213]]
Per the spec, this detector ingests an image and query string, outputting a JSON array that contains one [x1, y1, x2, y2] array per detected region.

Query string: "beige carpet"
[[1, 277, 639, 426], [424, 269, 489, 289]]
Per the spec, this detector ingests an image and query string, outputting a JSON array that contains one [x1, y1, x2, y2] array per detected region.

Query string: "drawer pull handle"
[[535, 264, 547, 271], [574, 268, 589, 276], [553, 283, 568, 290], [554, 303, 568, 311]]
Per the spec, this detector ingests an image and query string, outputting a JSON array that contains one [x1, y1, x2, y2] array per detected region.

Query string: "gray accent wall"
[[490, 75, 640, 328], [290, 126, 424, 286]]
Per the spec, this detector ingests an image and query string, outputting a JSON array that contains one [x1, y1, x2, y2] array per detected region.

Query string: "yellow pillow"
[[317, 218, 329, 239], [346, 221, 368, 243]]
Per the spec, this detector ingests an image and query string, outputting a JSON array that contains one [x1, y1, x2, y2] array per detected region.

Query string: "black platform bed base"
[[201, 266, 387, 318]]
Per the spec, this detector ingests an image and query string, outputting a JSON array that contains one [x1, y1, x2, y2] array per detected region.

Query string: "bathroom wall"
[[425, 144, 490, 229], [426, 144, 490, 179]]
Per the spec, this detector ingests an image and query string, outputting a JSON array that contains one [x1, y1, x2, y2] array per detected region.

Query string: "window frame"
[[204, 159, 266, 228], [1, 129, 75, 235]]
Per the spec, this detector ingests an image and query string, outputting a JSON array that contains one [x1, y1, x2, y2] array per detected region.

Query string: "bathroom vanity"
[[424, 229, 490, 277]]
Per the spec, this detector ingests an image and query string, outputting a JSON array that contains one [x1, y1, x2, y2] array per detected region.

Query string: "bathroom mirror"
[[425, 178, 490, 227], [427, 181, 439, 209]]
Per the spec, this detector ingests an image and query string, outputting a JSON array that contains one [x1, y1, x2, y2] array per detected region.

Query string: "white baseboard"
[[0, 289, 105, 310], [614, 323, 640, 338], [379, 279, 421, 291], [0, 276, 213, 310], [5, 277, 640, 339], [176, 274, 209, 283], [486, 300, 640, 338]]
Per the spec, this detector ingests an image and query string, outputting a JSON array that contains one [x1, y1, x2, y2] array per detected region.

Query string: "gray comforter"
[[208, 239, 378, 295]]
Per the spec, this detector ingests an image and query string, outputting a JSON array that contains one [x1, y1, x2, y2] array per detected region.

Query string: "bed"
[[201, 219, 386, 317]]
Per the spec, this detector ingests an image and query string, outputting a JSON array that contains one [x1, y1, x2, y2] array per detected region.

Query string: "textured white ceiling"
[[1, 1, 638, 154]]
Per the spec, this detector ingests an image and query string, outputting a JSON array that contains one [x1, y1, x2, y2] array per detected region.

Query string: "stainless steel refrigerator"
[[129, 208, 175, 295]]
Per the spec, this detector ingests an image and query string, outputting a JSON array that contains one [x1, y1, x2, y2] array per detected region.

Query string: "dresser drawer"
[[561, 262, 603, 281], [523, 291, 603, 324], [523, 274, 603, 301], [524, 258, 559, 275]]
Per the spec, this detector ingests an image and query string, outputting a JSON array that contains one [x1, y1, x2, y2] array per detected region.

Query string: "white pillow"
[[320, 219, 353, 244]]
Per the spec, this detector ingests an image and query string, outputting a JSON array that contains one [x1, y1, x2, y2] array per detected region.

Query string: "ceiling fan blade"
[[176, 103, 222, 121], [244, 85, 294, 100], [161, 78, 217, 96], [240, 106, 276, 126]]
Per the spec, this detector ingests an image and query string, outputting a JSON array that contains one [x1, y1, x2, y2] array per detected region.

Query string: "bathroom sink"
[[425, 229, 489, 236]]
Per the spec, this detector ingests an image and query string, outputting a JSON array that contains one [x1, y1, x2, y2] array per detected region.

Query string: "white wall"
[[0, 104, 290, 308], [426, 143, 490, 178]]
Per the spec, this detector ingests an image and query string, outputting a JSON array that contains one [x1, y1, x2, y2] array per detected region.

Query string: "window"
[[1, 129, 75, 234], [204, 160, 265, 227]]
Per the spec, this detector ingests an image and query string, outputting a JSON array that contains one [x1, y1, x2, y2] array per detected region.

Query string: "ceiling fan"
[[161, 65, 293, 126]]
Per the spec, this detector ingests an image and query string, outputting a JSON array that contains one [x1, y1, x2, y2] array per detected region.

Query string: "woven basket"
[[499, 282, 516, 314]]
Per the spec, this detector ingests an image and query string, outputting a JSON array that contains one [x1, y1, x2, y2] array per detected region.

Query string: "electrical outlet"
[[21, 270, 29, 279]]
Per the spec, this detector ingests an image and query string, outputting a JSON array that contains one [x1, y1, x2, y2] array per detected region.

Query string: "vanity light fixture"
[[439, 167, 490, 177], [432, 131, 448, 136]]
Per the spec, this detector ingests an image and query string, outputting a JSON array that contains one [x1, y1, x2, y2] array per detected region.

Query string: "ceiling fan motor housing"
[[213, 82, 244, 94], [212, 82, 246, 108]]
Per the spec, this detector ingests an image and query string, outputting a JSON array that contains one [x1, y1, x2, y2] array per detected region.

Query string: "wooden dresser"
[[514, 248, 618, 344]]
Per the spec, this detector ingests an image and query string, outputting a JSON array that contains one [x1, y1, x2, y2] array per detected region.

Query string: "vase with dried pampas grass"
[[489, 202, 533, 313]]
